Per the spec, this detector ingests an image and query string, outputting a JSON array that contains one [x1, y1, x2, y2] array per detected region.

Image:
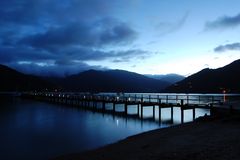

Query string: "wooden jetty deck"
[[21, 92, 234, 123]]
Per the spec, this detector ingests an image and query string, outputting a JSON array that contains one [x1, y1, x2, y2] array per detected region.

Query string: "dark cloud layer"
[[214, 42, 240, 52], [19, 19, 137, 50], [0, 0, 146, 76], [205, 13, 240, 30], [0, 0, 112, 25]]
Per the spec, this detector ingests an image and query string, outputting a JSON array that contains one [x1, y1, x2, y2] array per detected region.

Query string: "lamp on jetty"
[[223, 90, 226, 102]]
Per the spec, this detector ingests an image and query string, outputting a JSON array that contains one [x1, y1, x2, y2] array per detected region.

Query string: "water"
[[0, 96, 209, 160]]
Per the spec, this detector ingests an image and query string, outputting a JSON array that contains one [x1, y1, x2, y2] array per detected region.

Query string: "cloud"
[[0, 46, 55, 63], [0, 44, 150, 76], [0, 0, 113, 25], [19, 18, 137, 50], [155, 12, 189, 36], [8, 61, 106, 77], [0, 42, 149, 64], [205, 13, 240, 30], [55, 48, 149, 62], [0, 45, 108, 77], [98, 19, 138, 46], [110, 49, 150, 63], [214, 43, 240, 52], [0, 0, 151, 76]]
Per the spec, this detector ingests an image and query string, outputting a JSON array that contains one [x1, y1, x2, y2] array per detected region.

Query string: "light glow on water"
[[0, 96, 210, 159]]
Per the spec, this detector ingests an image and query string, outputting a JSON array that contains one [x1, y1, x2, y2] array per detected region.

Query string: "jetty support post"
[[113, 102, 116, 113], [153, 105, 155, 120], [124, 103, 127, 115], [102, 102, 106, 111], [181, 108, 184, 124], [193, 105, 197, 120], [210, 103, 213, 116], [141, 105, 143, 119], [180, 99, 184, 123], [159, 105, 162, 122], [137, 103, 140, 115]]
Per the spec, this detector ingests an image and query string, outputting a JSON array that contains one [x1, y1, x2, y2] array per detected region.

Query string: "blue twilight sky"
[[1, 0, 240, 77]]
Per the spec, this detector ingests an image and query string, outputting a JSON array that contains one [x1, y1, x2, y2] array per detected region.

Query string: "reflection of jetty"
[[21, 93, 236, 123]]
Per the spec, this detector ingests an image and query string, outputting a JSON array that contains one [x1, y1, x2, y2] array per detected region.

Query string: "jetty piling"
[[20, 92, 228, 123]]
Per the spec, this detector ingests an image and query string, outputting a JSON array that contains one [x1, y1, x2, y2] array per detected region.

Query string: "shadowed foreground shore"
[[55, 112, 240, 160]]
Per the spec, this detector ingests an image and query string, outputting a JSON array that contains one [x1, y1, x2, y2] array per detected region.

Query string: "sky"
[[1, 0, 240, 77]]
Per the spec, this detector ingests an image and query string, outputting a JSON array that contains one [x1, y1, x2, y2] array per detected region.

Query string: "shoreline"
[[54, 111, 240, 160]]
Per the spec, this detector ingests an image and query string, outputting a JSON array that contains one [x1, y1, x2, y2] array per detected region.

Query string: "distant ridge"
[[55, 69, 170, 92], [165, 59, 240, 93], [145, 74, 184, 84]]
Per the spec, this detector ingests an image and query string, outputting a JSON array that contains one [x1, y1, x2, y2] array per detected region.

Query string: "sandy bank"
[[55, 113, 240, 160]]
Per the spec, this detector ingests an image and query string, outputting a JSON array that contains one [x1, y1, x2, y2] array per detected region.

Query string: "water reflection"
[[0, 97, 209, 160]]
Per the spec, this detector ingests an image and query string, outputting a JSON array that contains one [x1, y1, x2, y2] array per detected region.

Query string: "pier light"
[[223, 90, 226, 102], [84, 96, 86, 99], [59, 94, 61, 97], [116, 96, 119, 101], [128, 97, 131, 101]]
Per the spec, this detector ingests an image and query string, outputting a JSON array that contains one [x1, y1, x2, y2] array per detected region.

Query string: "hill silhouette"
[[165, 59, 240, 93], [0, 64, 54, 91], [54, 69, 170, 92], [0, 65, 170, 92], [145, 74, 184, 84], [3, 58, 240, 93]]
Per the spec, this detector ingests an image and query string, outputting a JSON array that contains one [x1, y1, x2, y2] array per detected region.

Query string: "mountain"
[[0, 65, 170, 92], [55, 69, 171, 92], [145, 74, 185, 84], [165, 59, 240, 93], [0, 64, 54, 91]]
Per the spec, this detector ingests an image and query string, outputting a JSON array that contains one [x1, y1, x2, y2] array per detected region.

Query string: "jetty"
[[21, 92, 239, 123]]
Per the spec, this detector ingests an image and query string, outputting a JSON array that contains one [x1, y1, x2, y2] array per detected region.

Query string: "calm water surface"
[[0, 96, 209, 159]]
